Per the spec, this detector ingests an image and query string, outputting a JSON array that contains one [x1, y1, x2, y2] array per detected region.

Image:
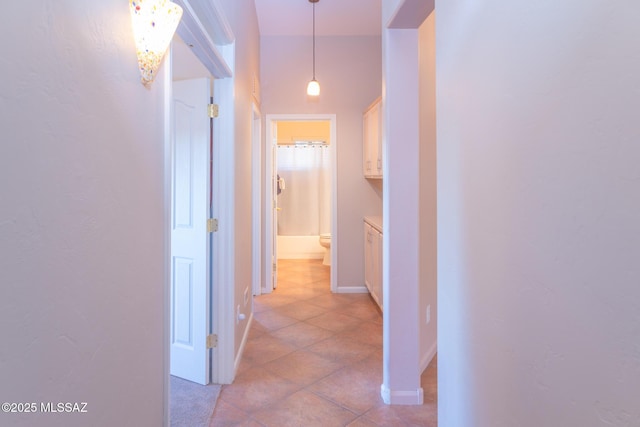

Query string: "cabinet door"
[[374, 229, 383, 310], [364, 223, 374, 293], [373, 101, 382, 176], [363, 98, 382, 178], [363, 110, 378, 176]]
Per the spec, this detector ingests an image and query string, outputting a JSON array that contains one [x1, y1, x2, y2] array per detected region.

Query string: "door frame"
[[251, 103, 262, 296], [162, 1, 235, 424], [264, 114, 338, 293]]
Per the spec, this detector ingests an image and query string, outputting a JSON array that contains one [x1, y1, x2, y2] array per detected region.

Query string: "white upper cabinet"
[[363, 97, 382, 179]]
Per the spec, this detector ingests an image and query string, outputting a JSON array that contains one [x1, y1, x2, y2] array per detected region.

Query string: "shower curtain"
[[277, 145, 331, 236]]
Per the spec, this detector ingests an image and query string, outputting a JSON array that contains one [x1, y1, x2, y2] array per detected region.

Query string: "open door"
[[170, 77, 212, 385], [271, 121, 278, 290]]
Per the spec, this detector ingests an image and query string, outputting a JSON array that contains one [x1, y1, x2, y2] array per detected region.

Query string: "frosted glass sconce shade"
[[130, 0, 183, 86]]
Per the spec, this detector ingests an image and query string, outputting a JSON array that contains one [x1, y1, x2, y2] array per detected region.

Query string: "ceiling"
[[254, 0, 382, 36]]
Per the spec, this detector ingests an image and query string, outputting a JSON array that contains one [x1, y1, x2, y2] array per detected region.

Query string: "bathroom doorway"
[[264, 114, 337, 294]]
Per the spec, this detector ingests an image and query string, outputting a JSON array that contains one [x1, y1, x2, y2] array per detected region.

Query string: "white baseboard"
[[420, 340, 437, 373], [380, 384, 424, 405], [335, 286, 369, 294], [234, 313, 253, 376]]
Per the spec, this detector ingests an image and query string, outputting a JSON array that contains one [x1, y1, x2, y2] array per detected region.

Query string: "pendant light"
[[306, 0, 320, 96]]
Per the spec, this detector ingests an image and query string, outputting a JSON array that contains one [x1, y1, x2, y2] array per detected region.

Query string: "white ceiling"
[[254, 0, 382, 36]]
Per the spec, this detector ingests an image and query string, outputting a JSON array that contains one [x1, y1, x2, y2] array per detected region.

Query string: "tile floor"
[[210, 259, 437, 426]]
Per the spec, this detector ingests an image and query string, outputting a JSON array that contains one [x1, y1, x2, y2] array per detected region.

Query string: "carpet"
[[170, 375, 222, 427]]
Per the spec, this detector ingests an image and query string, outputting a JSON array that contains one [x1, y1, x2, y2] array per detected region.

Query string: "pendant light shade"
[[307, 79, 320, 96], [307, 0, 320, 96]]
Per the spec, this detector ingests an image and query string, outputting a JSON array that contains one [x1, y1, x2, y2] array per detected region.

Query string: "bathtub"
[[277, 235, 324, 260]]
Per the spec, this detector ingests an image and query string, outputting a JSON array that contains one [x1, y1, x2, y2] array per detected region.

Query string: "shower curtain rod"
[[288, 140, 328, 146]]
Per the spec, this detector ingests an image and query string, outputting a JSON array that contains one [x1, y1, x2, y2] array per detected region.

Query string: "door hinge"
[[273, 263, 277, 272], [206, 334, 218, 349], [207, 218, 219, 233], [207, 104, 219, 118]]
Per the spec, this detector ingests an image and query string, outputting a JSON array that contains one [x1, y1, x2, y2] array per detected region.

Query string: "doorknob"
[[276, 207, 282, 211]]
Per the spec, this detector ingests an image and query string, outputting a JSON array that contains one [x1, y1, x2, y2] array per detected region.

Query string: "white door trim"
[[251, 103, 262, 296], [174, 0, 233, 77], [162, 50, 173, 427], [264, 114, 338, 293], [210, 73, 235, 384]]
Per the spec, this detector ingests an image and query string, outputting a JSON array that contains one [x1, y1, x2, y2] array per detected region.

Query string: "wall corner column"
[[381, 26, 423, 405]]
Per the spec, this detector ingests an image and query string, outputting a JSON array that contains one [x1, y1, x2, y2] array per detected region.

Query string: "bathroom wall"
[[261, 35, 382, 289], [277, 121, 331, 145]]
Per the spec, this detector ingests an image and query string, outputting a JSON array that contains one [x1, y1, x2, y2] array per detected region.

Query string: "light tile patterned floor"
[[209, 259, 437, 426]]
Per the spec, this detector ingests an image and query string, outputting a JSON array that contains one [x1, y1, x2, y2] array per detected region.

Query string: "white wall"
[[172, 35, 211, 81], [218, 0, 261, 360], [261, 35, 382, 289], [437, 1, 640, 425], [419, 13, 437, 371], [381, 25, 422, 405], [0, 2, 165, 426]]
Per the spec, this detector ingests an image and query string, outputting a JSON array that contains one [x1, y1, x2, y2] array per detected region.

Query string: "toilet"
[[319, 233, 331, 266]]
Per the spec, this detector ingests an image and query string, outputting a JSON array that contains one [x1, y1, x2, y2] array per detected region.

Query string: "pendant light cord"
[[312, 1, 316, 80]]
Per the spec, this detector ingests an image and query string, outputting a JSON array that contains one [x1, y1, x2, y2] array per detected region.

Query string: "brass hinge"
[[207, 218, 219, 233], [207, 104, 219, 118], [206, 334, 218, 349]]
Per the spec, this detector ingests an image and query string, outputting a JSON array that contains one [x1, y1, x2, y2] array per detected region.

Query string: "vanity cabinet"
[[363, 97, 382, 179], [364, 217, 383, 311]]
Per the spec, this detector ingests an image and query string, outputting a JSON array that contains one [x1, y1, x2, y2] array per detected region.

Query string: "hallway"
[[210, 259, 437, 426]]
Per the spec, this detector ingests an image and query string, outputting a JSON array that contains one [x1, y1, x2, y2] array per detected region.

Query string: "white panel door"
[[170, 78, 211, 385]]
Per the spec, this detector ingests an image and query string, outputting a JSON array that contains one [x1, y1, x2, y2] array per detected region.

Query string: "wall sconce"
[[130, 0, 183, 86]]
